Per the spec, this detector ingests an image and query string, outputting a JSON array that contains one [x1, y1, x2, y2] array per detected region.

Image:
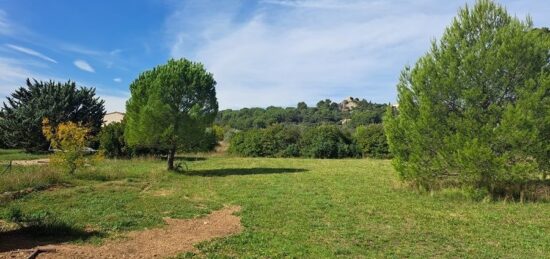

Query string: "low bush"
[[229, 125, 302, 157], [300, 125, 358, 158], [230, 124, 361, 158], [183, 128, 218, 152], [100, 122, 128, 158], [354, 124, 390, 158], [42, 119, 101, 174]]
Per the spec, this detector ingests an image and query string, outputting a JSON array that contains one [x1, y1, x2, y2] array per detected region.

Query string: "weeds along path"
[[1, 206, 242, 259]]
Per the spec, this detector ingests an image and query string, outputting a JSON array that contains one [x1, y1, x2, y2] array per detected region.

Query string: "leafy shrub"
[[42, 118, 101, 174], [99, 122, 128, 158], [230, 124, 360, 158], [182, 128, 218, 152], [229, 129, 266, 157], [354, 124, 390, 158], [212, 125, 225, 141], [229, 125, 302, 157], [300, 125, 358, 158]]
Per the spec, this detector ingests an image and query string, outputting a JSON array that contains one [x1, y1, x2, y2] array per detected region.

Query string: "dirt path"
[[10, 159, 50, 166], [1, 206, 242, 258]]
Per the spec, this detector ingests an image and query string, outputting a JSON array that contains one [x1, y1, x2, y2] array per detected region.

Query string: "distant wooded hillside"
[[215, 98, 388, 130]]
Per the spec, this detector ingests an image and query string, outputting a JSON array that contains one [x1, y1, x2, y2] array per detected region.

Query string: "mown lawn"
[[0, 149, 49, 161], [1, 157, 549, 258]]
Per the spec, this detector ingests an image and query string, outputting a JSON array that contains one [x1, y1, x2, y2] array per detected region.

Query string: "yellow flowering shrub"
[[42, 118, 97, 173]]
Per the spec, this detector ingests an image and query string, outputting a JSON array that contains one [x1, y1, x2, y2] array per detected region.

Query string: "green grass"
[[0, 165, 63, 193], [0, 149, 49, 161], [1, 157, 549, 258]]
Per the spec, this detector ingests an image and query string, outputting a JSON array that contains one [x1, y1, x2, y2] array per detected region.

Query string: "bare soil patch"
[[11, 159, 50, 166], [0, 206, 242, 259]]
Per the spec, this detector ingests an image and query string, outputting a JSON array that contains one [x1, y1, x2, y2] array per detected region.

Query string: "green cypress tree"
[[385, 0, 549, 194], [0, 79, 105, 152]]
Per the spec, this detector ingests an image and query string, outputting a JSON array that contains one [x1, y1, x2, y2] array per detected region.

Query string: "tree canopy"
[[216, 99, 387, 130], [385, 0, 550, 199], [125, 59, 218, 170], [0, 79, 105, 152]]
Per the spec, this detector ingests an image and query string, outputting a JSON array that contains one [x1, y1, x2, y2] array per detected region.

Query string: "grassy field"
[[0, 149, 49, 161], [1, 157, 549, 258]]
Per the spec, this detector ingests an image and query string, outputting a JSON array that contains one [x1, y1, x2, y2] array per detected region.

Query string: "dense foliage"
[[216, 99, 387, 130], [385, 0, 550, 199], [0, 79, 105, 152], [125, 59, 218, 170], [354, 124, 390, 159], [229, 124, 361, 159], [100, 121, 218, 158], [229, 125, 302, 157], [42, 118, 97, 174], [99, 122, 128, 158]]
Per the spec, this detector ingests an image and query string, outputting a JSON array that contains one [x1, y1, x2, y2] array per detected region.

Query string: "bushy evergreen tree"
[[0, 79, 105, 152], [385, 0, 549, 196], [125, 59, 218, 170]]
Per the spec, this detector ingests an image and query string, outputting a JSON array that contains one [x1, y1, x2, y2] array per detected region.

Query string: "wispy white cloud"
[[167, 0, 550, 109], [113, 77, 122, 83], [167, 0, 456, 108], [62, 44, 104, 56], [261, 0, 383, 10], [5, 44, 57, 63], [0, 10, 10, 35], [74, 59, 95, 73]]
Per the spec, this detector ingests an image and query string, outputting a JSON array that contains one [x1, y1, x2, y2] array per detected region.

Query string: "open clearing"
[[0, 157, 549, 258]]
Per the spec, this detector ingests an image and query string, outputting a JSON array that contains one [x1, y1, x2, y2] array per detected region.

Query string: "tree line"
[[228, 123, 389, 159], [216, 99, 387, 130]]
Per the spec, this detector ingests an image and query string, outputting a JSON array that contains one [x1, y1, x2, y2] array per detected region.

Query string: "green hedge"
[[229, 124, 388, 159]]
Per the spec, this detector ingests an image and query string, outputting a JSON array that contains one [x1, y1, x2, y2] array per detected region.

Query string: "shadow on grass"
[[184, 167, 308, 177], [158, 156, 208, 162], [175, 156, 208, 162], [0, 223, 104, 252]]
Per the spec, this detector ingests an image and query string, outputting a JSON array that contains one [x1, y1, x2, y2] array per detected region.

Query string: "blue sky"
[[0, 0, 548, 112]]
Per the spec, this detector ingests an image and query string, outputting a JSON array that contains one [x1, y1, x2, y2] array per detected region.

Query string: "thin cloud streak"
[[5, 44, 58, 63]]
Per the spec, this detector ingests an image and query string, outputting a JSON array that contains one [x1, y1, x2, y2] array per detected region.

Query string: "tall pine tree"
[[125, 59, 218, 170], [385, 0, 549, 195]]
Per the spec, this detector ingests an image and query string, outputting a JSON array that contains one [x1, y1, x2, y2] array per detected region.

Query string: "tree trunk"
[[167, 147, 176, 171]]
